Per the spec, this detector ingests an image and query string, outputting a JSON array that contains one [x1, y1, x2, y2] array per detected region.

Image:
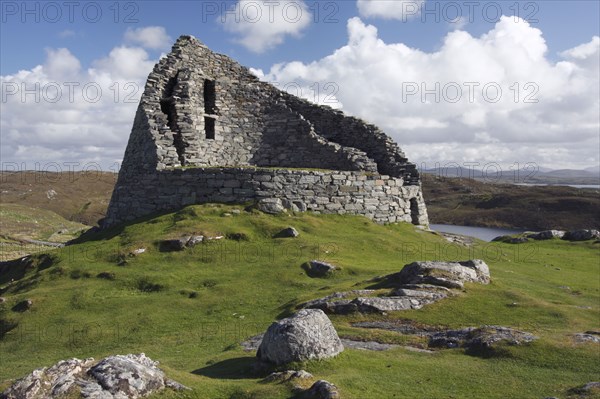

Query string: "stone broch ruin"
[[103, 35, 428, 228]]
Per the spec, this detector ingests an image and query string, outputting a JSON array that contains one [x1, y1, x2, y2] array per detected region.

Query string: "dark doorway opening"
[[410, 198, 420, 225]]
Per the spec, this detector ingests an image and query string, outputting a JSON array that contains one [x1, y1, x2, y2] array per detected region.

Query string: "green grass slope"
[[0, 203, 88, 260], [0, 205, 598, 398]]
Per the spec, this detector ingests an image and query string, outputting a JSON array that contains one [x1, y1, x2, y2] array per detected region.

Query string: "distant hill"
[[421, 166, 600, 185], [0, 171, 116, 226], [421, 174, 600, 230]]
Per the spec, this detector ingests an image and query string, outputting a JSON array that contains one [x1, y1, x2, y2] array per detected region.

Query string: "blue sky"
[[2, 1, 599, 73], [1, 0, 599, 170]]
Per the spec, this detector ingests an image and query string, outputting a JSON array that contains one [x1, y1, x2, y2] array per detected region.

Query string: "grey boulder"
[[274, 227, 300, 238], [301, 380, 340, 399], [257, 309, 344, 365], [258, 198, 285, 214], [304, 260, 338, 277], [390, 259, 490, 289]]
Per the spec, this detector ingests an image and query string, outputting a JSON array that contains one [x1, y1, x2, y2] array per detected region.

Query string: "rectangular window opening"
[[204, 79, 216, 114], [205, 117, 215, 140]]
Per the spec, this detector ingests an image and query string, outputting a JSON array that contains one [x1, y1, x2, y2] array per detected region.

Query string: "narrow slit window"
[[205, 117, 215, 140], [204, 79, 216, 114]]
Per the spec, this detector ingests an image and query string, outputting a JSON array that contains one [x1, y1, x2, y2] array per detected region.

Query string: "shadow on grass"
[[192, 357, 272, 380], [67, 208, 177, 245], [275, 298, 300, 320], [364, 274, 397, 290]]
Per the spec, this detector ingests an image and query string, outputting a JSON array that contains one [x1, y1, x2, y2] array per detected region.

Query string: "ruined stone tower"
[[103, 35, 428, 228]]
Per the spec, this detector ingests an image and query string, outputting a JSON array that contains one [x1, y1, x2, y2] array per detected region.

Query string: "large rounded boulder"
[[257, 309, 344, 365]]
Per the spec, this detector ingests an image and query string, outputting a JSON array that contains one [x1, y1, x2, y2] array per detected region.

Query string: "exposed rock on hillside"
[[0, 353, 187, 399], [563, 229, 600, 241], [302, 260, 489, 315], [274, 226, 300, 238], [428, 326, 537, 350], [300, 380, 340, 399], [574, 331, 600, 344], [526, 230, 565, 240], [304, 260, 339, 277], [390, 259, 490, 288]]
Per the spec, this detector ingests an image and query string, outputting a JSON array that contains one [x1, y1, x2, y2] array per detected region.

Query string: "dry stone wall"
[[105, 35, 429, 228], [105, 168, 428, 226]]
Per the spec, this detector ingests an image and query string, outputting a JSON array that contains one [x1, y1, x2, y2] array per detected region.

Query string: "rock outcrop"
[[526, 230, 566, 240], [389, 259, 490, 289], [302, 260, 490, 315], [563, 229, 600, 241], [428, 326, 537, 350], [0, 353, 187, 399], [257, 309, 344, 365]]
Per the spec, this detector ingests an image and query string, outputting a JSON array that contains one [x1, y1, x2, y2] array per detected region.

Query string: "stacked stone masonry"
[[104, 35, 428, 228]]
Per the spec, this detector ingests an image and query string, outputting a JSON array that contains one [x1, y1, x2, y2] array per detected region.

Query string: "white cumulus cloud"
[[357, 0, 425, 20], [256, 17, 600, 169], [221, 0, 312, 53], [1, 34, 160, 169], [124, 26, 172, 50]]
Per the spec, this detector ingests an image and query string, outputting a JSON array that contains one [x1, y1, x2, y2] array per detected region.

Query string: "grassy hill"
[[0, 205, 598, 398]]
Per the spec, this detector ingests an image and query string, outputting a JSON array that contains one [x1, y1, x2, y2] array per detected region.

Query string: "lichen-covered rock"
[[390, 260, 490, 288], [574, 331, 600, 344], [428, 326, 537, 350], [304, 260, 338, 277], [301, 380, 340, 399], [257, 309, 344, 365], [258, 198, 285, 214], [0, 354, 188, 399], [87, 354, 166, 397]]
